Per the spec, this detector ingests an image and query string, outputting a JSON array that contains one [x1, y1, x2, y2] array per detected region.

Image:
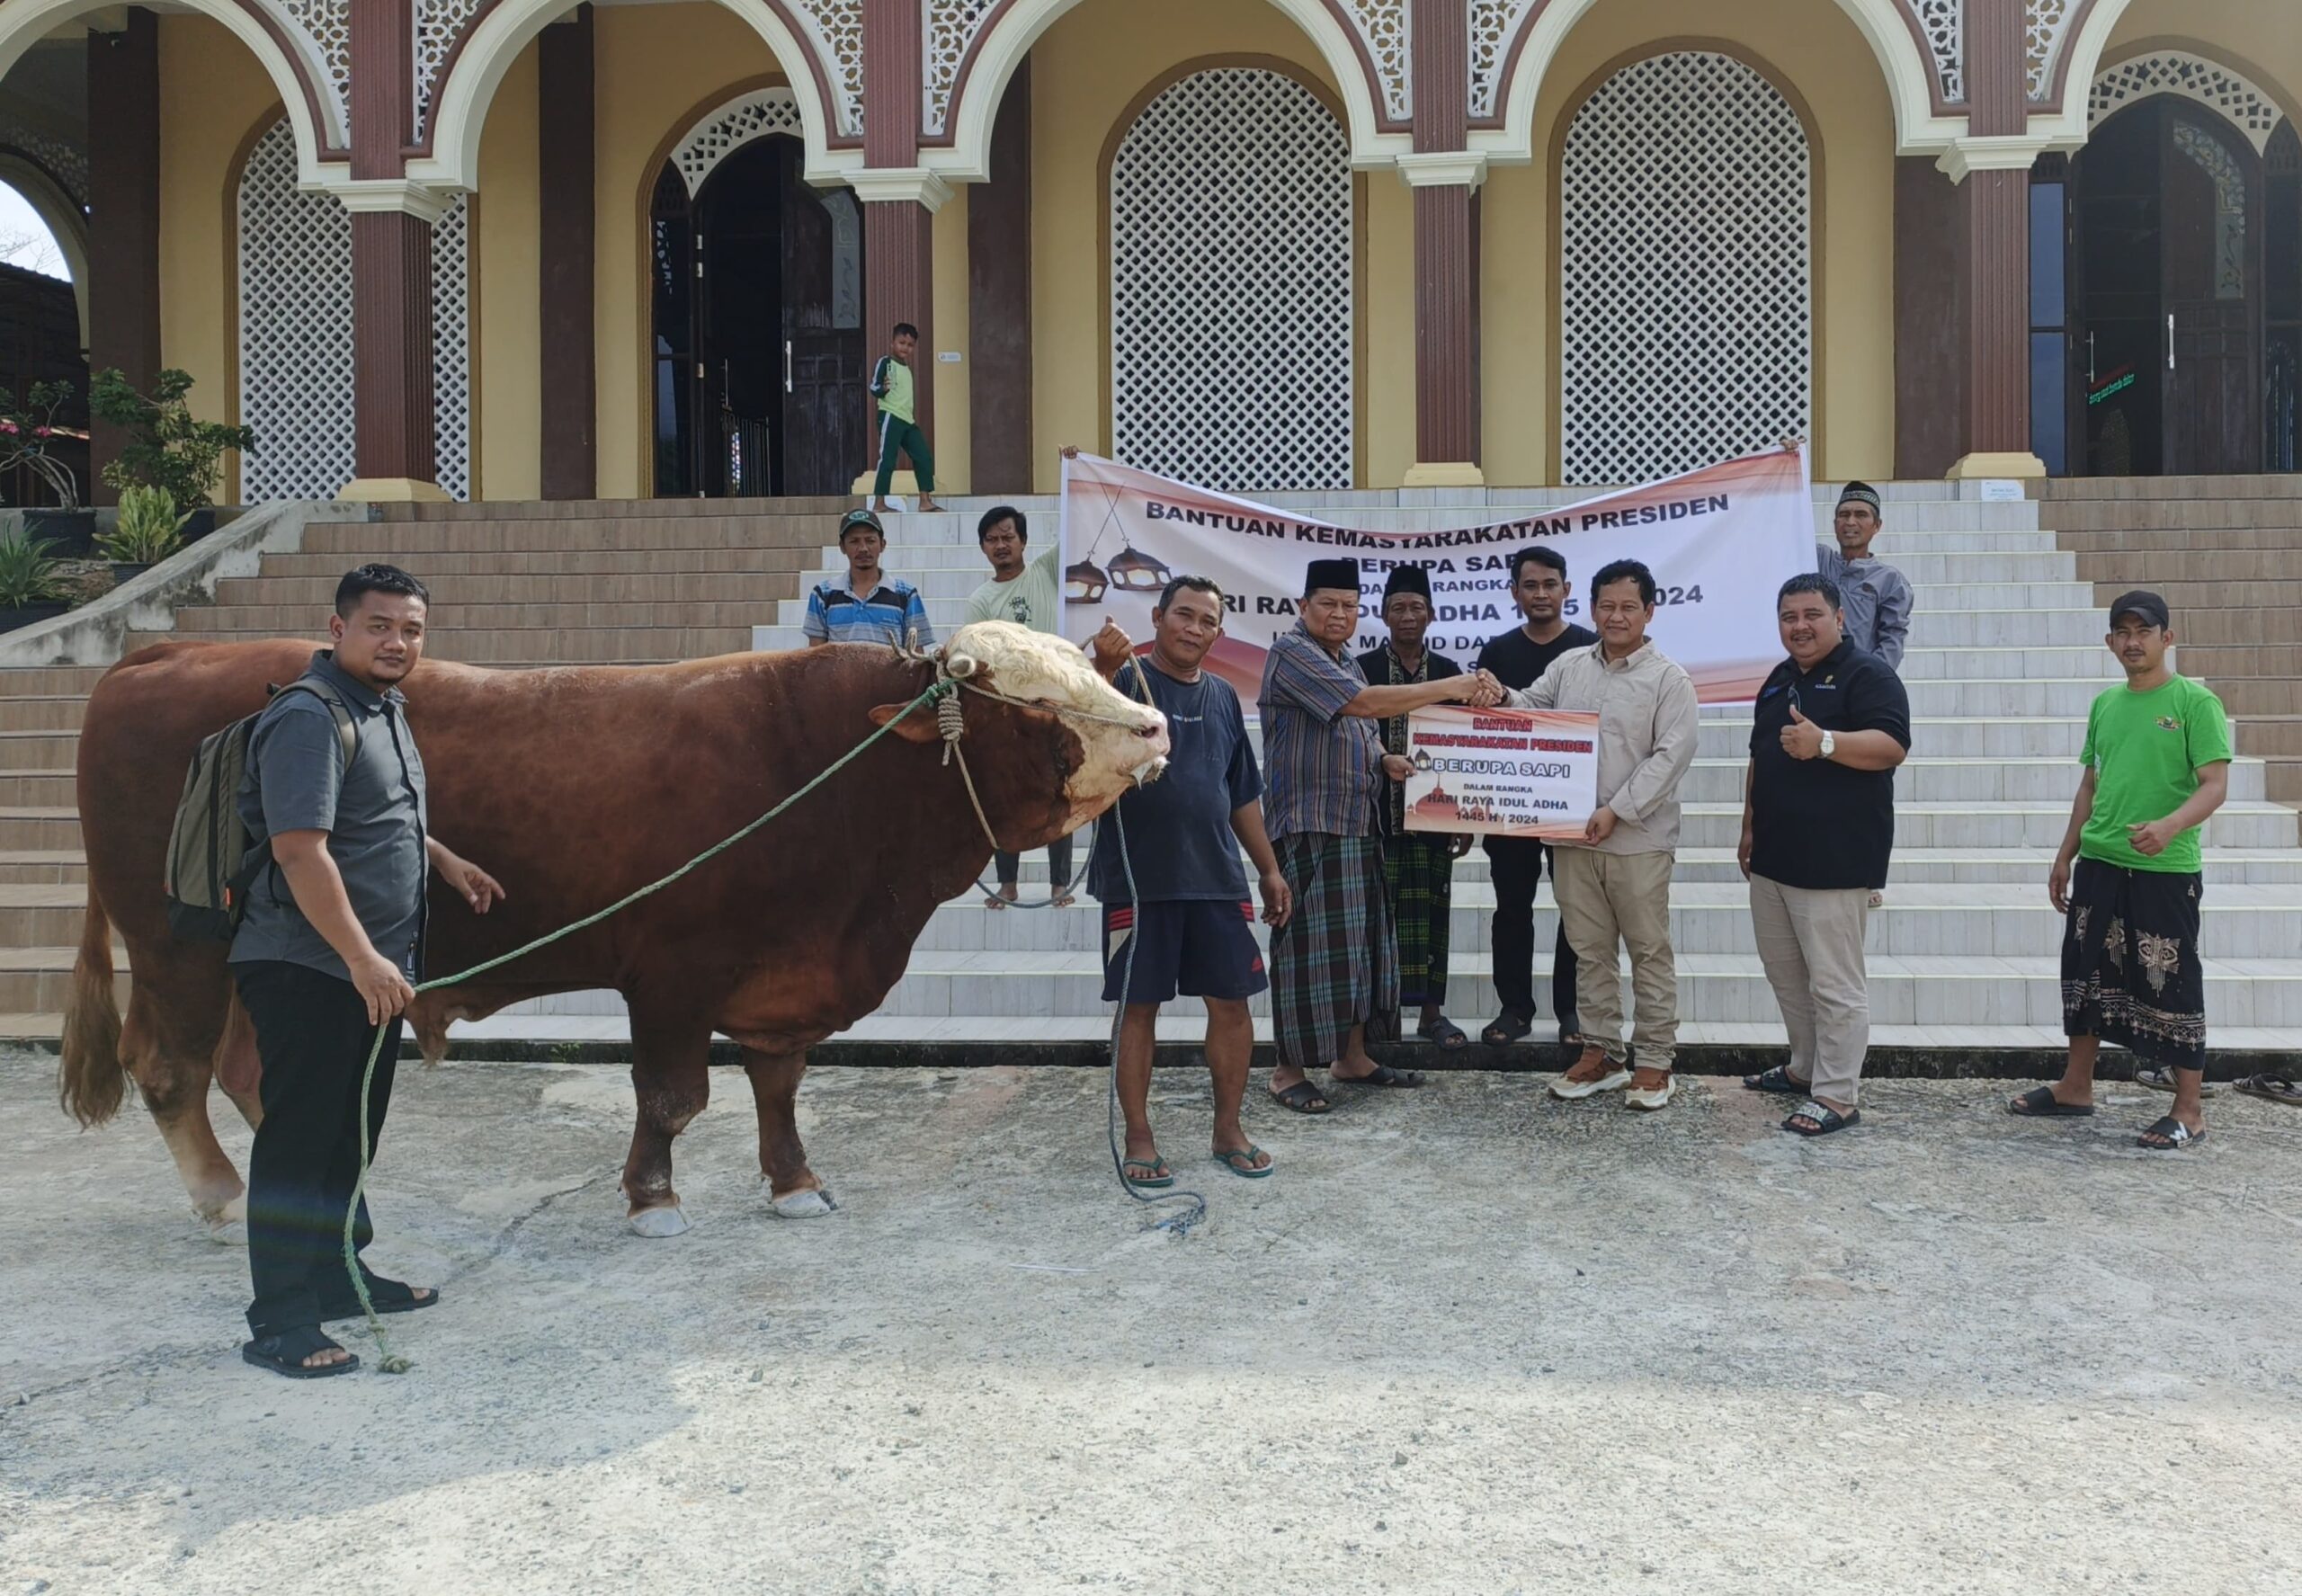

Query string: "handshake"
[[1443, 669, 1509, 709]]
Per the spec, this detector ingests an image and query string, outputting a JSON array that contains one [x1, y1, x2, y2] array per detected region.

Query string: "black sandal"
[[1743, 1065, 1811, 1097], [318, 1275, 440, 1321], [2009, 1085, 2093, 1118], [2137, 1115, 2205, 1151], [1416, 1018, 1470, 1051], [1333, 1063, 1425, 1089], [1268, 1079, 1331, 1115], [1481, 1012, 1533, 1048], [1784, 1101, 1860, 1137], [243, 1325, 360, 1379]]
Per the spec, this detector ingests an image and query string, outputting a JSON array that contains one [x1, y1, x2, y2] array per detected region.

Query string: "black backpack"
[[163, 682, 357, 942]]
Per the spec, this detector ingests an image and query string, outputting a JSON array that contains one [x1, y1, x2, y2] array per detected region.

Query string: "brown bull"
[[59, 623, 1168, 1236]]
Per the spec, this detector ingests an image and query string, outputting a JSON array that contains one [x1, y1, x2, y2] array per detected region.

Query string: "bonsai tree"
[[0, 381, 84, 510], [88, 368, 255, 513]]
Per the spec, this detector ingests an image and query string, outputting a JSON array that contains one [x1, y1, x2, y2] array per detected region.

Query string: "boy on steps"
[[868, 322, 942, 514]]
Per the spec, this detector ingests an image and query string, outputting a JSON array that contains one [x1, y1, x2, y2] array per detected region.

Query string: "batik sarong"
[[1382, 831, 1454, 1007], [1270, 831, 1400, 1069], [2060, 858, 2206, 1071]]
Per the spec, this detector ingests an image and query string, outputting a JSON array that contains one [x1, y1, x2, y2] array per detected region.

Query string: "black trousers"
[[234, 960, 404, 1338], [1485, 838, 1578, 1023], [995, 833, 1074, 892]]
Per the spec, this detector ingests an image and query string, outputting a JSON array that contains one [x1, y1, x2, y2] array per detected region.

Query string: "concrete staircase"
[[4, 484, 2298, 1062]]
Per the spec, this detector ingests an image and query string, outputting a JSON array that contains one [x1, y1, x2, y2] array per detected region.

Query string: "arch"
[[939, 0, 1407, 185], [2084, 47, 2292, 154], [2039, 3, 2302, 141], [0, 0, 343, 182], [0, 153, 89, 344], [415, 0, 843, 194], [1487, 0, 1958, 161]]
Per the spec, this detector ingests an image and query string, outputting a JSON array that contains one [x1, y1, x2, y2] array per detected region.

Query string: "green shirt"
[[2077, 673, 2232, 874], [965, 544, 1064, 634], [870, 356, 915, 424]]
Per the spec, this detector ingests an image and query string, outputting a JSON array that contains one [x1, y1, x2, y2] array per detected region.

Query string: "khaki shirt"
[[1507, 638, 1699, 855]]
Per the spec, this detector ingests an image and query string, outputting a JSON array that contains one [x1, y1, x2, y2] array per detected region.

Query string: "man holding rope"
[[229, 566, 504, 1378]]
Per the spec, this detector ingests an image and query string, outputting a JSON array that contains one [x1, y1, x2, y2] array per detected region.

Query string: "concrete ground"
[[3, 1053, 2299, 1596]]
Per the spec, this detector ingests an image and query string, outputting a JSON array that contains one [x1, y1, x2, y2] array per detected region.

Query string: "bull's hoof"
[[769, 1186, 835, 1219], [628, 1205, 691, 1238]]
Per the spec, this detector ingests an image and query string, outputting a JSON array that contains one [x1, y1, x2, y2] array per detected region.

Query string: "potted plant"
[[98, 484, 189, 584], [88, 368, 254, 538], [0, 529, 67, 631], [0, 380, 94, 556]]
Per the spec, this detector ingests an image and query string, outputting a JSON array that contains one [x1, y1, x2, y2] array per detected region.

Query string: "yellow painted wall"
[[1483, 0, 1898, 486], [590, 3, 784, 497], [2101, 0, 2302, 123], [476, 44, 540, 501], [932, 187, 973, 494], [1023, 0, 1417, 492]]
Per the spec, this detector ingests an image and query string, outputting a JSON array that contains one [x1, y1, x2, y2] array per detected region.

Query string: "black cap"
[[2108, 589, 2170, 629], [1304, 557, 1361, 597], [838, 507, 884, 541], [1382, 565, 1432, 603]]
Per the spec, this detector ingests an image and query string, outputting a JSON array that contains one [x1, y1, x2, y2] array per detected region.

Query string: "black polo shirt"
[[1749, 638, 1911, 891]]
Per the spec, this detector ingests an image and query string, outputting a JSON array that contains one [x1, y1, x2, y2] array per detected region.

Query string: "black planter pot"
[[20, 508, 96, 558], [179, 508, 219, 545], [109, 562, 153, 586], [0, 601, 68, 632]]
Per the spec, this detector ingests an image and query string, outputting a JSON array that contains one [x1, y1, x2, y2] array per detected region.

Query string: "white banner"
[[1402, 706, 1602, 841], [1058, 446, 1812, 704]]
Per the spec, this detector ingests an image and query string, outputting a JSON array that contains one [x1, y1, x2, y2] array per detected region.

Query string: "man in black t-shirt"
[[1090, 576, 1293, 1183], [1472, 547, 1599, 1049], [1738, 574, 1912, 1137]]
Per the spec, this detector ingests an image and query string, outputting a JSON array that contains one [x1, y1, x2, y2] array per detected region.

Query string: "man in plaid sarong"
[[1257, 557, 1498, 1115]]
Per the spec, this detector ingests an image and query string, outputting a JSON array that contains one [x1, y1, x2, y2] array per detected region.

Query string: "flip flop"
[[242, 1326, 360, 1379], [1481, 1012, 1533, 1048], [1416, 1018, 1470, 1051], [1333, 1063, 1425, 1089], [1784, 1101, 1860, 1137], [317, 1276, 440, 1321], [2134, 1065, 2217, 1098], [1212, 1146, 1274, 1179], [1743, 1065, 1812, 1097], [1268, 1080, 1331, 1115], [2009, 1085, 2093, 1118], [1120, 1156, 1175, 1190], [2234, 1074, 2302, 1109], [2137, 1115, 2205, 1151]]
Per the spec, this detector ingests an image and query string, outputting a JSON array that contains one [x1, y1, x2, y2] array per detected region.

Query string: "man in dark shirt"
[[1473, 547, 1598, 1049], [1092, 576, 1291, 1181], [230, 565, 504, 1377], [1737, 574, 1912, 1137], [1357, 565, 1469, 1049]]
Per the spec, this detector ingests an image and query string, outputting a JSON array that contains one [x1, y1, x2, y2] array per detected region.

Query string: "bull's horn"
[[944, 651, 979, 679]]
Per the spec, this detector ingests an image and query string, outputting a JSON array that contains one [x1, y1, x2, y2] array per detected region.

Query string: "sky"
[[0, 183, 68, 278]]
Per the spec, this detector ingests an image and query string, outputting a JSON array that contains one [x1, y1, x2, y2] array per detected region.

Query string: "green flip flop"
[[1212, 1146, 1273, 1179], [1121, 1156, 1175, 1189]]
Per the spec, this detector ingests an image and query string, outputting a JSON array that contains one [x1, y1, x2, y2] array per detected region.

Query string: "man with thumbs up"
[[1738, 574, 1912, 1136]]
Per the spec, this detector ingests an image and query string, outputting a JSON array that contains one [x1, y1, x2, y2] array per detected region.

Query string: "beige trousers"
[[1747, 872, 1871, 1109], [1552, 846, 1677, 1071]]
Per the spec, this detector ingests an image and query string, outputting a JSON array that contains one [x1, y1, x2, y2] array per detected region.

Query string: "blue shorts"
[[1102, 899, 1268, 1005]]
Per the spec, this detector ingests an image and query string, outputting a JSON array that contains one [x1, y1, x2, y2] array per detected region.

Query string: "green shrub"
[[0, 531, 63, 608], [88, 368, 254, 512], [98, 485, 188, 566]]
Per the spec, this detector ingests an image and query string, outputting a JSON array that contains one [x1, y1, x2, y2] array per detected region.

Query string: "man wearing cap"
[[803, 509, 934, 650], [2012, 590, 2231, 1150], [1357, 565, 1473, 1051], [1812, 482, 1912, 672], [1258, 557, 1499, 1113]]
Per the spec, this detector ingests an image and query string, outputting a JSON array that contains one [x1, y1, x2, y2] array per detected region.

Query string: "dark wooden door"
[[779, 144, 867, 497], [2162, 110, 2262, 475], [696, 140, 785, 497]]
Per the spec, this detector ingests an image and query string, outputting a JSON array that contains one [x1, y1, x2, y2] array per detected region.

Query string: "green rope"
[[340, 678, 956, 1372]]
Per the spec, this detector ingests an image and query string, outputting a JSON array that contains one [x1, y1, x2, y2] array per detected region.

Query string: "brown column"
[[1893, 156, 1965, 477], [352, 210, 438, 486], [865, 201, 935, 447], [1403, 0, 1479, 482], [1952, 0, 2035, 471], [85, 7, 161, 505], [968, 60, 1030, 493], [538, 6, 596, 499]]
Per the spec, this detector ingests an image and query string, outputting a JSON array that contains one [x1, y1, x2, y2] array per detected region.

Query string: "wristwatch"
[[1817, 730, 1836, 760]]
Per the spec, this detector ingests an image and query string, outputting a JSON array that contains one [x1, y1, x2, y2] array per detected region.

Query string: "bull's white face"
[[945, 621, 1170, 825]]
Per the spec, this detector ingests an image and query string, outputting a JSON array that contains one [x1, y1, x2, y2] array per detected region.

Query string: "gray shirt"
[[1814, 543, 1913, 672], [228, 650, 429, 981]]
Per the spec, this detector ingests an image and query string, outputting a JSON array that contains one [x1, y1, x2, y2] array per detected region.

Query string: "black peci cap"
[[1304, 557, 1361, 597]]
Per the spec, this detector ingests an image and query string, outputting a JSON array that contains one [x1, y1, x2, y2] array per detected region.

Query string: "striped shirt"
[[1257, 620, 1382, 840], [803, 575, 934, 647]]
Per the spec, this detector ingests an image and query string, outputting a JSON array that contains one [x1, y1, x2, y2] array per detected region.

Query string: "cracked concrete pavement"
[[4, 1052, 2300, 1595]]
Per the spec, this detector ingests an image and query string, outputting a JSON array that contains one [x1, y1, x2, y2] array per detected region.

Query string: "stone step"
[[2070, 549, 2302, 584], [2056, 527, 2302, 553], [0, 698, 89, 731], [214, 571, 812, 607], [0, 666, 112, 693], [374, 495, 854, 522], [301, 520, 848, 555], [0, 851, 85, 885], [2101, 580, 2302, 611], [0, 731, 80, 771], [0, 771, 76, 807], [0, 943, 127, 1011], [0, 808, 85, 850], [2037, 474, 2302, 499], [256, 548, 793, 578], [120, 628, 756, 665], [2195, 677, 2302, 717]]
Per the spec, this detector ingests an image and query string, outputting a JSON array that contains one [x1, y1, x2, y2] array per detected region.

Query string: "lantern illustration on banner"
[[1412, 748, 1433, 773], [1105, 542, 1173, 593], [1066, 495, 1173, 604], [1064, 558, 1109, 604]]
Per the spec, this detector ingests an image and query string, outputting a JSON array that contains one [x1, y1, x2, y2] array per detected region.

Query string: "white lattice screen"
[[2090, 52, 2287, 154], [670, 87, 806, 194], [1559, 51, 1811, 486], [237, 118, 472, 502], [1110, 68, 1352, 492]]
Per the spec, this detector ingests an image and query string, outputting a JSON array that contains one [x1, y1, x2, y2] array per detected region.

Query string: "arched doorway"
[[648, 87, 863, 498], [1557, 50, 1812, 484], [1107, 64, 1353, 493]]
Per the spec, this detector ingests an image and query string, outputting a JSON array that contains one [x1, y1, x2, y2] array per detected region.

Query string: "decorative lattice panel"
[[1560, 51, 1811, 485], [237, 118, 355, 502], [790, 0, 865, 137], [1337, 0, 1411, 121], [0, 111, 88, 208], [276, 0, 352, 137], [1916, 0, 1963, 103], [2024, 0, 2071, 102], [2091, 52, 2287, 153], [1111, 68, 1352, 492], [1468, 0, 1538, 120], [238, 119, 471, 502], [670, 87, 805, 195], [414, 0, 484, 138], [923, 1, 995, 138]]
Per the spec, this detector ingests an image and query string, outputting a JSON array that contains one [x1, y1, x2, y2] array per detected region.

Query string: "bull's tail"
[[58, 884, 126, 1128]]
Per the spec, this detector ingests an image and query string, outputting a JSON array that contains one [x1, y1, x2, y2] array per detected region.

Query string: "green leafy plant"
[[0, 531, 63, 608], [88, 368, 254, 512], [97, 484, 189, 566], [0, 380, 85, 510]]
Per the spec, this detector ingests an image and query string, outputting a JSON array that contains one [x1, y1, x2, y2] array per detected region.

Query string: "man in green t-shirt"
[[2012, 590, 2232, 1149], [967, 503, 1075, 908]]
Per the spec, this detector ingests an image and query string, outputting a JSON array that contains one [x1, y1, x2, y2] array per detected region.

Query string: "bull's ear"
[[868, 702, 946, 744]]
